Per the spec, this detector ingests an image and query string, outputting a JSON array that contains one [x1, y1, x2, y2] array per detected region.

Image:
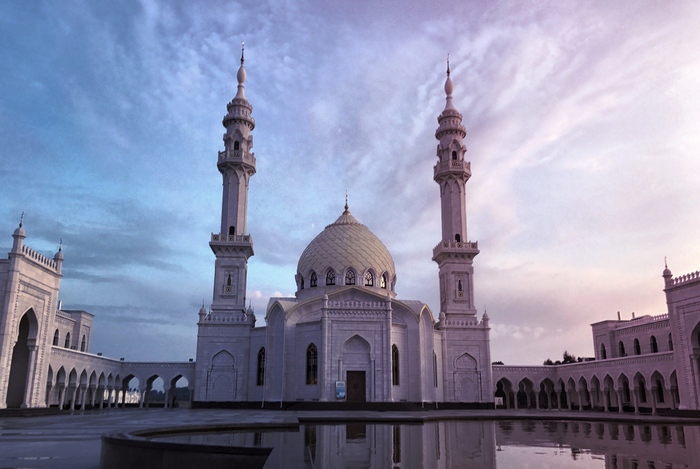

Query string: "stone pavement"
[[1, 408, 699, 469]]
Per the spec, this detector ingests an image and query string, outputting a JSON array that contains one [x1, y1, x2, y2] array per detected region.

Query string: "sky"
[[1, 0, 699, 365]]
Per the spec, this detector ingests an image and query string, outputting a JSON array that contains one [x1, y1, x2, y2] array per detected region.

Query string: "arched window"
[[364, 271, 374, 287], [633, 339, 641, 355], [234, 141, 240, 151], [655, 379, 664, 403], [229, 226, 235, 236], [64, 332, 71, 349], [451, 150, 457, 160], [600, 343, 607, 359], [668, 333, 673, 351], [457, 279, 463, 292], [53, 329, 59, 346], [80, 335, 86, 352], [310, 271, 318, 287], [381, 273, 387, 289], [306, 344, 318, 385], [326, 270, 336, 286], [618, 341, 625, 357], [433, 352, 438, 387], [300, 275, 304, 290], [257, 348, 266, 386], [650, 335, 658, 353], [455, 234, 461, 242], [345, 270, 356, 285], [392, 345, 400, 386]]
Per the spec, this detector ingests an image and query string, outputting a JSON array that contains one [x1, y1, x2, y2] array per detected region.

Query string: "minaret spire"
[[234, 42, 247, 100]]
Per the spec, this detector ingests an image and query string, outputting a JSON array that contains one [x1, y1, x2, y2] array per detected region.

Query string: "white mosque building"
[[2, 50, 700, 412]]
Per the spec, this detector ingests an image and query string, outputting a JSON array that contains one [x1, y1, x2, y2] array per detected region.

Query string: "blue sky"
[[1, 0, 699, 364]]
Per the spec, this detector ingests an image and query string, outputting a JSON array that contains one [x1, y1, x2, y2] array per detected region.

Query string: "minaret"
[[432, 57, 479, 319], [209, 43, 256, 316]]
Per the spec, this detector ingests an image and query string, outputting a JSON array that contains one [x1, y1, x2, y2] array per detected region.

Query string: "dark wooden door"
[[346, 371, 366, 402]]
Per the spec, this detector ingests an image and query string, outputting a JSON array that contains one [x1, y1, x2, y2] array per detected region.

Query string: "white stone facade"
[[193, 55, 493, 405]]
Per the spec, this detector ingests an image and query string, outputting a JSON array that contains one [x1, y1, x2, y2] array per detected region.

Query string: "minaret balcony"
[[217, 149, 257, 167], [210, 233, 254, 258], [432, 240, 479, 261], [433, 159, 471, 179]]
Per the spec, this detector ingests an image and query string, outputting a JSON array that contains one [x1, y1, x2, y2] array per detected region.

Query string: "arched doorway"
[[6, 311, 38, 408]]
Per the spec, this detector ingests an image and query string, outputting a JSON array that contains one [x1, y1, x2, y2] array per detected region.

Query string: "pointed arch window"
[[600, 343, 606, 359], [618, 341, 625, 357], [345, 270, 356, 285], [668, 333, 673, 351], [64, 332, 71, 349], [306, 344, 318, 385], [53, 329, 60, 346], [325, 270, 336, 286], [257, 348, 266, 386], [364, 271, 374, 287], [381, 273, 387, 289], [633, 338, 641, 355], [451, 150, 457, 160], [392, 345, 400, 386], [80, 335, 86, 352], [229, 226, 235, 236], [310, 272, 318, 288], [650, 335, 658, 353], [655, 379, 664, 403], [455, 234, 461, 242], [300, 275, 304, 290], [233, 141, 240, 151]]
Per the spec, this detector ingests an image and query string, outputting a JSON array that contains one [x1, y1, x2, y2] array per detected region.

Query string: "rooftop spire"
[[19, 211, 24, 228], [344, 190, 349, 212], [234, 42, 247, 100], [443, 54, 456, 111]]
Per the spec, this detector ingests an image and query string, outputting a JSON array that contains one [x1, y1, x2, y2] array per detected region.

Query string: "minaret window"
[[381, 273, 387, 289], [326, 270, 336, 286], [310, 272, 318, 287], [455, 234, 461, 242], [364, 271, 374, 287], [64, 332, 71, 349], [53, 329, 59, 346], [306, 344, 318, 385], [391, 345, 400, 385], [600, 343, 606, 359], [233, 141, 240, 151], [257, 348, 265, 386], [451, 150, 457, 160], [229, 226, 235, 236], [80, 335, 86, 352], [457, 279, 464, 298], [345, 270, 356, 285]]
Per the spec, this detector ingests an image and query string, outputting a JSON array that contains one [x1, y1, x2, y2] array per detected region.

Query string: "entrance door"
[[346, 371, 366, 402]]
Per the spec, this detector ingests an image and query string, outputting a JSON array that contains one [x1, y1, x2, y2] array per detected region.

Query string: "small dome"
[[296, 208, 396, 295], [13, 225, 25, 237]]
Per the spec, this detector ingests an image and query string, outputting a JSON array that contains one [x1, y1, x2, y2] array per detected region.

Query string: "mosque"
[[1, 51, 700, 412]]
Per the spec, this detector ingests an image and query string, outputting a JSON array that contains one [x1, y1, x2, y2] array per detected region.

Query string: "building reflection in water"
[[163, 419, 700, 468], [265, 420, 700, 469]]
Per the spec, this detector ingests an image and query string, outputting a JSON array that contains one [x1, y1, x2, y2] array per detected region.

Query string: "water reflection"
[[156, 419, 700, 468]]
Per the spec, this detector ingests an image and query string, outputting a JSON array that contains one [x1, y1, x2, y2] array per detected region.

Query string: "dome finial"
[[59, 237, 63, 252], [241, 41, 245, 65], [447, 53, 450, 77], [19, 211, 24, 228], [664, 256, 668, 269], [443, 54, 455, 111], [344, 190, 349, 212]]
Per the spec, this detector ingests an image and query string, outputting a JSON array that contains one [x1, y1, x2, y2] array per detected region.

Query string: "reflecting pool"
[[153, 419, 700, 468]]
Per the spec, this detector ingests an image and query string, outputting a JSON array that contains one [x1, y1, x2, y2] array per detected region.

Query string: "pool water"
[[155, 419, 699, 468]]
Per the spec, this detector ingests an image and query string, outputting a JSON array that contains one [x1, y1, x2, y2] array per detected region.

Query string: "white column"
[[21, 346, 38, 408]]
